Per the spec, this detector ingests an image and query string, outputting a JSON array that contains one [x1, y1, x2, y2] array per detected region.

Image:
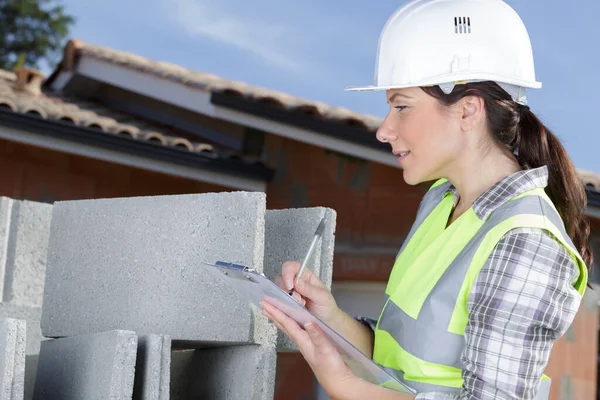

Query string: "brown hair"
[[421, 82, 593, 270]]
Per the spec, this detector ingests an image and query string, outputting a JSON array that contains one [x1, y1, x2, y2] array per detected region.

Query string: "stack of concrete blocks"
[[0, 197, 53, 400], [24, 191, 336, 399]]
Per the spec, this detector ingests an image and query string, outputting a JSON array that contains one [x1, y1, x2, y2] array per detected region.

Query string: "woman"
[[260, 0, 591, 398]]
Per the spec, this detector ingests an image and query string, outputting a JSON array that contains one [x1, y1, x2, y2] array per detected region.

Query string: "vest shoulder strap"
[[449, 192, 588, 334]]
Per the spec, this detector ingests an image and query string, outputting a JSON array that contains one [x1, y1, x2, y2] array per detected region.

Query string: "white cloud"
[[165, 0, 307, 73]]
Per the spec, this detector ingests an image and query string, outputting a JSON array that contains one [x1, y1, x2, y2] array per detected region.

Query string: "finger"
[[305, 323, 336, 357], [274, 275, 305, 303], [262, 309, 287, 334], [292, 291, 304, 304], [262, 302, 312, 349], [274, 276, 286, 291], [281, 261, 301, 290], [282, 260, 322, 291]]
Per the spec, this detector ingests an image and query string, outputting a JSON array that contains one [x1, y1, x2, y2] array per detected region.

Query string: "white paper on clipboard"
[[202, 261, 416, 395]]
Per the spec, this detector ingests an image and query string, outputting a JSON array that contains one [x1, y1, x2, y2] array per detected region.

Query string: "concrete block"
[[32, 330, 138, 400], [133, 334, 171, 400], [23, 355, 37, 400], [0, 304, 42, 356], [169, 350, 194, 400], [263, 207, 336, 350], [0, 198, 52, 308], [41, 192, 268, 344], [0, 318, 26, 400], [263, 207, 336, 288], [170, 344, 276, 400]]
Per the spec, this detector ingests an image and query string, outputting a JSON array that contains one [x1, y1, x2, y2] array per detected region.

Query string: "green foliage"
[[0, 0, 75, 71]]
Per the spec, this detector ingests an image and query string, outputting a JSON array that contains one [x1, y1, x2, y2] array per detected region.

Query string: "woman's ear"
[[460, 95, 485, 132]]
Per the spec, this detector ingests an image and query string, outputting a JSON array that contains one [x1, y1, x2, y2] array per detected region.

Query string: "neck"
[[446, 146, 521, 210]]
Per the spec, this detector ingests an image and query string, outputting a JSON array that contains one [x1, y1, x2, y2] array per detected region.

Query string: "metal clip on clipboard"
[[202, 260, 416, 395]]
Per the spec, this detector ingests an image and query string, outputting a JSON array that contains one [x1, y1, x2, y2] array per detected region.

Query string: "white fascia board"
[[72, 56, 400, 169]]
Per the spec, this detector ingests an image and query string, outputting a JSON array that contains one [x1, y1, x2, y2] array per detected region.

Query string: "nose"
[[376, 114, 398, 143]]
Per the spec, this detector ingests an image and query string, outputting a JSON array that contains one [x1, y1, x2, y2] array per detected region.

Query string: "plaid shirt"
[[360, 166, 583, 399]]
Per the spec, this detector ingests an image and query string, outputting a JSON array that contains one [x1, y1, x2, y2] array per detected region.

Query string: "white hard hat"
[[346, 0, 541, 104]]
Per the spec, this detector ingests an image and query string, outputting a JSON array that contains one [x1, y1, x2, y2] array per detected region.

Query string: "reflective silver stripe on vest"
[[384, 365, 551, 398], [379, 190, 568, 396], [395, 182, 453, 258], [382, 366, 462, 394]]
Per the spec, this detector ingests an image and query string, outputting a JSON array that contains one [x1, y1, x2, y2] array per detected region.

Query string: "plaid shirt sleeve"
[[416, 227, 582, 400]]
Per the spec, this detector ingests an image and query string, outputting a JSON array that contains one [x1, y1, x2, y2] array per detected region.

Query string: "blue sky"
[[57, 0, 600, 172]]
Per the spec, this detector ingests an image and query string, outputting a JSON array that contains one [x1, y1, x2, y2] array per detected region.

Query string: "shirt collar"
[[443, 165, 549, 220]]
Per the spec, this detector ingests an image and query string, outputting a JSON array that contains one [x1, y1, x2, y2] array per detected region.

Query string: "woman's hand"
[[260, 299, 357, 399], [275, 260, 343, 325]]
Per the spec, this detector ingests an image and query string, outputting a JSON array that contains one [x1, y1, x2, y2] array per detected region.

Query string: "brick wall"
[[0, 138, 228, 202]]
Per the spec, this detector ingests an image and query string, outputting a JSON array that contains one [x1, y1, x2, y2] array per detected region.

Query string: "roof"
[[0, 67, 269, 164], [0, 67, 276, 186], [46, 39, 384, 133], [45, 39, 600, 192]]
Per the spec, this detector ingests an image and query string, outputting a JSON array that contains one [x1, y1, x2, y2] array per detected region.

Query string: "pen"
[[288, 217, 326, 296]]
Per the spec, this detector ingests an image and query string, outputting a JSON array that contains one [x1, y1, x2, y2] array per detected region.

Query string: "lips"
[[394, 150, 410, 164]]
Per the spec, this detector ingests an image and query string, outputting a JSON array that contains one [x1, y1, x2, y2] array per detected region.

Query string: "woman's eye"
[[395, 106, 407, 112]]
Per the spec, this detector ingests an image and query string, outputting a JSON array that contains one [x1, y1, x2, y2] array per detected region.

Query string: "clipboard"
[[202, 261, 416, 395]]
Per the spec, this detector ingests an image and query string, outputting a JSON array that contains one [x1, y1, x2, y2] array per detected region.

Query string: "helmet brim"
[[345, 73, 542, 92]]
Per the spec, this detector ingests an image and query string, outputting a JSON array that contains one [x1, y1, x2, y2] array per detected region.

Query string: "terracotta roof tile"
[[0, 69, 226, 157], [57, 40, 384, 132]]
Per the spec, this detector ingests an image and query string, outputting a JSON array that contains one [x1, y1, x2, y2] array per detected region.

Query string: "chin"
[[402, 169, 423, 186], [403, 167, 439, 186]]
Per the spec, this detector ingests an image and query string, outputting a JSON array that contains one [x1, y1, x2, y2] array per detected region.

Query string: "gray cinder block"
[[263, 207, 336, 350], [0, 304, 42, 356], [0, 198, 52, 308], [133, 334, 171, 400], [170, 344, 276, 400], [23, 355, 37, 400], [0, 318, 26, 400], [32, 330, 138, 400], [41, 192, 267, 344], [169, 350, 194, 400], [263, 207, 336, 287]]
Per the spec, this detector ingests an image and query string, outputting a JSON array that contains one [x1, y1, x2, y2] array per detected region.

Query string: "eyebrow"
[[387, 93, 413, 104]]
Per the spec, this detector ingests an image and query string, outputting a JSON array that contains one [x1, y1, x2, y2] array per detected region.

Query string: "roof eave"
[[0, 109, 275, 187]]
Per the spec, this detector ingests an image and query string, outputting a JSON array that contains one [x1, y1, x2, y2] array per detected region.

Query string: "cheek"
[[406, 116, 464, 168], [403, 112, 450, 151]]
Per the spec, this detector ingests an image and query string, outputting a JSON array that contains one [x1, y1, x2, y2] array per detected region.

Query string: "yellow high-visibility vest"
[[373, 179, 588, 398]]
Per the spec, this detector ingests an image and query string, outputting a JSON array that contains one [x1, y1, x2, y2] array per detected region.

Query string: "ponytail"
[[421, 82, 593, 270], [517, 109, 593, 268]]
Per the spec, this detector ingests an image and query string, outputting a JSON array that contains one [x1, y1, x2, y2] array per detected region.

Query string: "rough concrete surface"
[[0, 198, 13, 303], [263, 207, 336, 350], [0, 304, 42, 356], [41, 191, 268, 344], [170, 344, 276, 400], [0, 198, 52, 308], [133, 334, 171, 400], [32, 330, 138, 400], [0, 318, 26, 400]]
